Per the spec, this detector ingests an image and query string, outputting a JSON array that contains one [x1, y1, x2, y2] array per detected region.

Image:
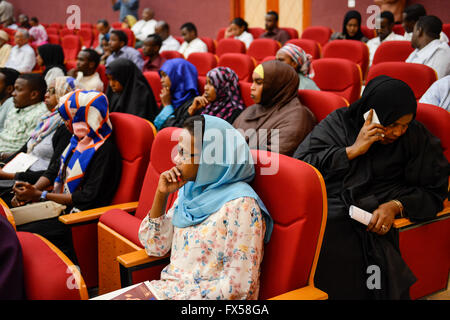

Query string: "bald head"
[[155, 21, 170, 40]]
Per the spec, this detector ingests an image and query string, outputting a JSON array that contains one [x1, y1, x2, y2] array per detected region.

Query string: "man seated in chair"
[[4, 29, 36, 73], [178, 22, 207, 59], [259, 11, 289, 46], [68, 48, 104, 92], [106, 29, 144, 71], [142, 34, 167, 72], [155, 21, 181, 53]]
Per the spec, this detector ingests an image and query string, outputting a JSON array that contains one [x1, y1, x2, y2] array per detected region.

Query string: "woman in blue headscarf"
[[153, 58, 199, 129], [139, 115, 273, 300]]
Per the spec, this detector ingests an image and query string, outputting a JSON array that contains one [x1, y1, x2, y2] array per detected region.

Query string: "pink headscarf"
[[29, 26, 48, 46]]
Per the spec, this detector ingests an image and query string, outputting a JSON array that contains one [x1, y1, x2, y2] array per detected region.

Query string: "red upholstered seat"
[[251, 150, 327, 299], [17, 232, 88, 300], [216, 38, 246, 57], [372, 40, 414, 65], [286, 38, 321, 59], [199, 37, 216, 53], [216, 27, 226, 41], [298, 89, 349, 122], [392, 24, 405, 35], [239, 80, 253, 107], [78, 28, 93, 48], [160, 50, 184, 60], [92, 28, 99, 49], [173, 36, 184, 45], [117, 28, 135, 47], [443, 24, 450, 41], [60, 27, 76, 38], [187, 52, 218, 77], [248, 27, 265, 39], [49, 23, 62, 29], [366, 62, 437, 100], [261, 55, 276, 63], [301, 26, 332, 47], [143, 71, 162, 106], [45, 27, 58, 35], [61, 35, 81, 62], [247, 38, 281, 64], [311, 58, 362, 103], [198, 75, 207, 95], [218, 53, 256, 82], [96, 64, 108, 93], [281, 27, 299, 39], [112, 22, 122, 29], [360, 26, 376, 39], [81, 23, 93, 29], [323, 40, 370, 80], [47, 34, 60, 45]]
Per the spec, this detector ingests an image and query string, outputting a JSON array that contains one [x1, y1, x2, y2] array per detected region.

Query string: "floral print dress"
[[138, 196, 266, 300]]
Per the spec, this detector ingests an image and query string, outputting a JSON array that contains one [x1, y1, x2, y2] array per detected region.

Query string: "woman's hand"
[[367, 201, 399, 235], [160, 85, 172, 107], [157, 167, 187, 195], [346, 109, 385, 160], [188, 95, 209, 115], [10, 195, 28, 208], [224, 26, 234, 38], [13, 181, 41, 203]]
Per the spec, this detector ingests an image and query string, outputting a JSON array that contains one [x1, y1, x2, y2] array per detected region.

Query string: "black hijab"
[[37, 44, 66, 77], [106, 58, 159, 122], [342, 10, 365, 41]]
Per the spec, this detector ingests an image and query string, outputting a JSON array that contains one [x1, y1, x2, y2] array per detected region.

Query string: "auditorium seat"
[[112, 22, 122, 29], [187, 52, 218, 77], [60, 27, 76, 38], [372, 41, 414, 65], [96, 127, 181, 294], [81, 23, 93, 29], [47, 34, 60, 45], [322, 40, 369, 79], [117, 28, 135, 47], [61, 35, 81, 63], [78, 28, 93, 48], [198, 75, 207, 95], [173, 36, 184, 44], [247, 38, 281, 64], [96, 64, 109, 93], [45, 27, 59, 35], [392, 24, 405, 35], [58, 113, 156, 288], [281, 27, 299, 39], [366, 62, 437, 100], [200, 37, 216, 53], [443, 24, 450, 40], [92, 28, 99, 49], [216, 27, 226, 41], [298, 89, 348, 122], [143, 71, 162, 106], [360, 26, 376, 39], [311, 58, 362, 103], [160, 50, 184, 60], [49, 23, 62, 29], [239, 80, 253, 107], [248, 27, 265, 39], [261, 55, 276, 63], [116, 150, 329, 300], [216, 38, 246, 57], [286, 38, 321, 59], [218, 53, 256, 82], [301, 26, 332, 47]]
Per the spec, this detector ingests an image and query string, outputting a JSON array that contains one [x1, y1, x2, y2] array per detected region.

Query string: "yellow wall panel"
[[279, 0, 303, 35], [244, 0, 267, 29]]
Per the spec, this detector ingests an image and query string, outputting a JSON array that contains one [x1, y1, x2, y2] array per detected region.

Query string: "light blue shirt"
[[419, 75, 450, 111], [106, 46, 145, 71], [112, 0, 139, 22], [299, 74, 320, 91], [0, 97, 14, 133]]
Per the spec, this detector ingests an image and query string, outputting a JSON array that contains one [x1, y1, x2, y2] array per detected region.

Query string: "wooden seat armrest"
[[59, 201, 139, 225], [269, 285, 328, 300], [394, 201, 450, 229], [117, 249, 170, 269]]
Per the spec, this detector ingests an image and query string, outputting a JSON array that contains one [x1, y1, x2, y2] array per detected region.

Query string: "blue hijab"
[[172, 115, 273, 243], [159, 58, 199, 109]]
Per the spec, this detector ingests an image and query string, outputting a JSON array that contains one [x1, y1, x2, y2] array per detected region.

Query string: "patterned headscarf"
[[277, 43, 314, 78], [29, 26, 48, 45], [201, 67, 245, 123], [27, 76, 79, 153], [54, 90, 112, 194]]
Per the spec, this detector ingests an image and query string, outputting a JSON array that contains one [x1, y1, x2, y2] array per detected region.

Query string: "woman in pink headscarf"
[[28, 25, 48, 46]]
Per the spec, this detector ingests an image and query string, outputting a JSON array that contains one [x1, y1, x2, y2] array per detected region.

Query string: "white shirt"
[[367, 32, 405, 66], [132, 19, 157, 42], [160, 35, 180, 52], [403, 31, 449, 43], [406, 39, 450, 79], [5, 44, 36, 73], [76, 71, 104, 92], [419, 75, 450, 111], [235, 31, 253, 49], [178, 37, 207, 58]]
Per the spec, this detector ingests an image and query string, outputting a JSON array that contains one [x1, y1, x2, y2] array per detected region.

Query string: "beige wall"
[[245, 0, 267, 29]]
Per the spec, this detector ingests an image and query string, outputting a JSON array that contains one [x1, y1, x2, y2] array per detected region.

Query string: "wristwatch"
[[40, 190, 48, 202]]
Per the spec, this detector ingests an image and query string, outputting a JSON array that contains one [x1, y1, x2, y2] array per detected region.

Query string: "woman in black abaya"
[[294, 75, 450, 299], [106, 58, 159, 121]]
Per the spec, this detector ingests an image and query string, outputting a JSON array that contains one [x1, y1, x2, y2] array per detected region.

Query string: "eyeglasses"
[[177, 145, 200, 162], [46, 87, 56, 95]]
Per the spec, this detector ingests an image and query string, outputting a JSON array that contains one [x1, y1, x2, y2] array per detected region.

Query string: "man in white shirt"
[[132, 8, 158, 46], [420, 75, 450, 111], [406, 16, 450, 79], [155, 21, 181, 53], [178, 22, 207, 59], [367, 11, 405, 66], [4, 29, 36, 73], [69, 49, 104, 92], [402, 4, 449, 43]]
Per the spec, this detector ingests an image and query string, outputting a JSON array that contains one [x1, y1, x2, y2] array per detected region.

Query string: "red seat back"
[[286, 38, 321, 59], [298, 89, 349, 122], [112, 22, 122, 29], [187, 52, 218, 77], [366, 62, 437, 100], [160, 50, 184, 60], [47, 34, 60, 45], [281, 27, 299, 39], [81, 23, 93, 29], [218, 53, 256, 82], [117, 28, 135, 47], [17, 232, 88, 300], [415, 103, 450, 162], [49, 23, 62, 29], [443, 24, 450, 41], [216, 38, 246, 57], [312, 58, 362, 103], [61, 35, 81, 61], [392, 24, 405, 35], [251, 150, 327, 299], [361, 26, 376, 39], [143, 71, 162, 106], [198, 76, 207, 95], [323, 40, 369, 79], [45, 27, 58, 35], [199, 37, 216, 53], [239, 81, 253, 107], [261, 55, 276, 63], [109, 112, 155, 204], [216, 27, 227, 41], [60, 28, 76, 38], [248, 27, 265, 39], [96, 64, 108, 93], [78, 28, 93, 48], [301, 26, 332, 46], [247, 39, 281, 64], [372, 41, 414, 65], [134, 127, 182, 220]]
